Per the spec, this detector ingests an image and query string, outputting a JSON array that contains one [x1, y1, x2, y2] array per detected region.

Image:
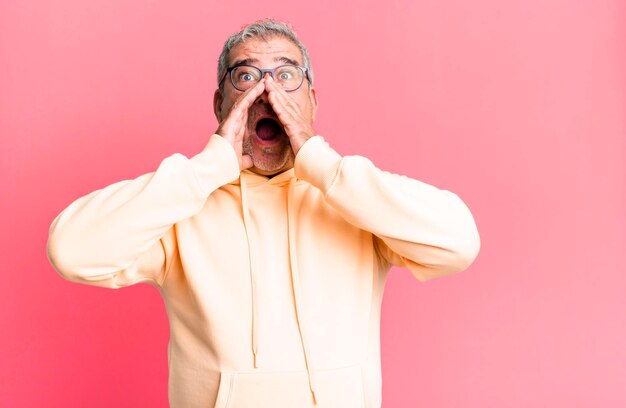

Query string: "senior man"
[[47, 19, 480, 408]]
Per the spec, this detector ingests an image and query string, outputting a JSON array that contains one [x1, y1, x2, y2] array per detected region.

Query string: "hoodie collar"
[[233, 168, 296, 186]]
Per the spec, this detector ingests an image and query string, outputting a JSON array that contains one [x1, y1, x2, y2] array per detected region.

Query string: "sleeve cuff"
[[188, 134, 240, 196], [294, 135, 343, 193]]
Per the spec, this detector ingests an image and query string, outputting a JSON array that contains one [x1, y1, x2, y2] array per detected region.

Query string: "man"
[[47, 19, 480, 408]]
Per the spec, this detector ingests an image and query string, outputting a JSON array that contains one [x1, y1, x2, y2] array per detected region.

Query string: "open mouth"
[[255, 118, 283, 141]]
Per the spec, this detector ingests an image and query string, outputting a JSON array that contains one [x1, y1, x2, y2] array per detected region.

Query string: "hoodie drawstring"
[[287, 178, 318, 404], [240, 175, 259, 367], [239, 173, 317, 404]]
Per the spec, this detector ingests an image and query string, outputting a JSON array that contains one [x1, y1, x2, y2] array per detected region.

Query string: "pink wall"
[[1, 1, 624, 406]]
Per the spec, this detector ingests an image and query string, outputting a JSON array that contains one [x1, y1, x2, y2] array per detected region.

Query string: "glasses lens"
[[274, 65, 303, 91], [231, 66, 262, 91]]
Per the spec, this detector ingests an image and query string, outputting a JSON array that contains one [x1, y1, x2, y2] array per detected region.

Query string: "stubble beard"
[[242, 135, 293, 174]]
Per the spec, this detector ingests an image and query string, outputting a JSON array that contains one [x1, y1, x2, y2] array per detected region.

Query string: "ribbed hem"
[[188, 134, 240, 196], [294, 136, 343, 193]]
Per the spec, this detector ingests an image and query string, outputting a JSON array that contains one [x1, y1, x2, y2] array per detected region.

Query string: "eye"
[[239, 73, 255, 82], [275, 66, 301, 84], [278, 71, 293, 80], [233, 66, 261, 83]]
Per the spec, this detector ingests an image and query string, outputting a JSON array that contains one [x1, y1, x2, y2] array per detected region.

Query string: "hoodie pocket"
[[213, 364, 366, 408], [213, 371, 235, 408]]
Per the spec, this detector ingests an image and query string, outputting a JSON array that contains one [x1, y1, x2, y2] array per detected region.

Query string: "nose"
[[255, 73, 272, 105]]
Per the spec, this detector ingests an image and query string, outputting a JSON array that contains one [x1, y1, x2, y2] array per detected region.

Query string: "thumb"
[[241, 154, 253, 170]]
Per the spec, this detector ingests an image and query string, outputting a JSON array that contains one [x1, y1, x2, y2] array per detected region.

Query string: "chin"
[[243, 136, 294, 176], [250, 153, 294, 176]]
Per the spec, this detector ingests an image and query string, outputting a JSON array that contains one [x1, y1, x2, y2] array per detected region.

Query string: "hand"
[[265, 76, 315, 155], [215, 79, 266, 170]]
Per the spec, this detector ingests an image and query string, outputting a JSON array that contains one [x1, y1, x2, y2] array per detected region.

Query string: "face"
[[213, 36, 318, 176]]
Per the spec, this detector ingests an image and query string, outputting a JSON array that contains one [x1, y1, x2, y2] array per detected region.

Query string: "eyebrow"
[[275, 56, 300, 66], [230, 56, 301, 67]]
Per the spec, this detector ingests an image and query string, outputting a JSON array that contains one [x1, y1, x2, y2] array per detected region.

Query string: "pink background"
[[1, 1, 625, 406]]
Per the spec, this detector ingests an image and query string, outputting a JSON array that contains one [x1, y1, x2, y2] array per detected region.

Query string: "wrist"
[[294, 136, 343, 192], [291, 129, 316, 156]]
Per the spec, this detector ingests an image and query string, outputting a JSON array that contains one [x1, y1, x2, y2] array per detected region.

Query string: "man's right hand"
[[215, 79, 266, 170]]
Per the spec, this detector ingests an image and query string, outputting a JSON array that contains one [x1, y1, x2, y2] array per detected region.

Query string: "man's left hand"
[[265, 76, 315, 156]]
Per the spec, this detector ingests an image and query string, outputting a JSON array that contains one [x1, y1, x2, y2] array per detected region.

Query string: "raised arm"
[[294, 136, 481, 282], [48, 80, 267, 288], [248, 77, 479, 281], [47, 135, 240, 288]]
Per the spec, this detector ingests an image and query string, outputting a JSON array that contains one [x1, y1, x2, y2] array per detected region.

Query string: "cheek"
[[221, 100, 233, 117], [220, 92, 238, 116]]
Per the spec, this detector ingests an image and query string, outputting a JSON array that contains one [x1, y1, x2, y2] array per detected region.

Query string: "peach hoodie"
[[47, 134, 480, 408]]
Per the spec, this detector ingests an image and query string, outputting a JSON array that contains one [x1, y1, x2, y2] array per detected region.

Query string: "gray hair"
[[217, 19, 313, 92]]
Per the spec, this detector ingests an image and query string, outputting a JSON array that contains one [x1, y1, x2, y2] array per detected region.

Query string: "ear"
[[213, 89, 224, 122], [308, 87, 318, 122]]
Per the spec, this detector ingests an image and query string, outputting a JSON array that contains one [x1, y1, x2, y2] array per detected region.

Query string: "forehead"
[[228, 36, 303, 67]]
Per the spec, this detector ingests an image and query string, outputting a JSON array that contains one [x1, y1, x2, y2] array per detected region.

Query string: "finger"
[[267, 83, 299, 125], [236, 109, 248, 142], [266, 75, 297, 98], [241, 154, 253, 169], [264, 75, 289, 100], [218, 79, 265, 139], [264, 77, 314, 154], [232, 79, 266, 116], [265, 78, 291, 111]]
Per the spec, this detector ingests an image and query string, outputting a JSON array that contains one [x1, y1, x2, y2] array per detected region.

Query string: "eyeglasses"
[[219, 64, 310, 92]]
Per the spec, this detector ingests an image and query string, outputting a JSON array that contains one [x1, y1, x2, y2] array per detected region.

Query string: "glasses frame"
[[219, 64, 310, 92]]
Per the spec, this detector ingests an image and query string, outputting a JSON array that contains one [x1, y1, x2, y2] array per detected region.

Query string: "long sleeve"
[[47, 134, 240, 288], [294, 136, 480, 281]]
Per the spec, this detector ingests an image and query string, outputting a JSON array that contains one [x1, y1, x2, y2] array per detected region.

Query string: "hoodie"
[[47, 134, 480, 408]]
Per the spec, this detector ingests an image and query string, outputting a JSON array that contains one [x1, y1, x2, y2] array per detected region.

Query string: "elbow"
[[408, 219, 481, 282], [47, 211, 81, 282], [442, 192, 481, 273], [47, 218, 98, 284], [414, 243, 480, 282], [47, 232, 84, 283], [47, 236, 122, 287], [46, 199, 132, 289], [450, 222, 481, 273], [439, 216, 481, 277]]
